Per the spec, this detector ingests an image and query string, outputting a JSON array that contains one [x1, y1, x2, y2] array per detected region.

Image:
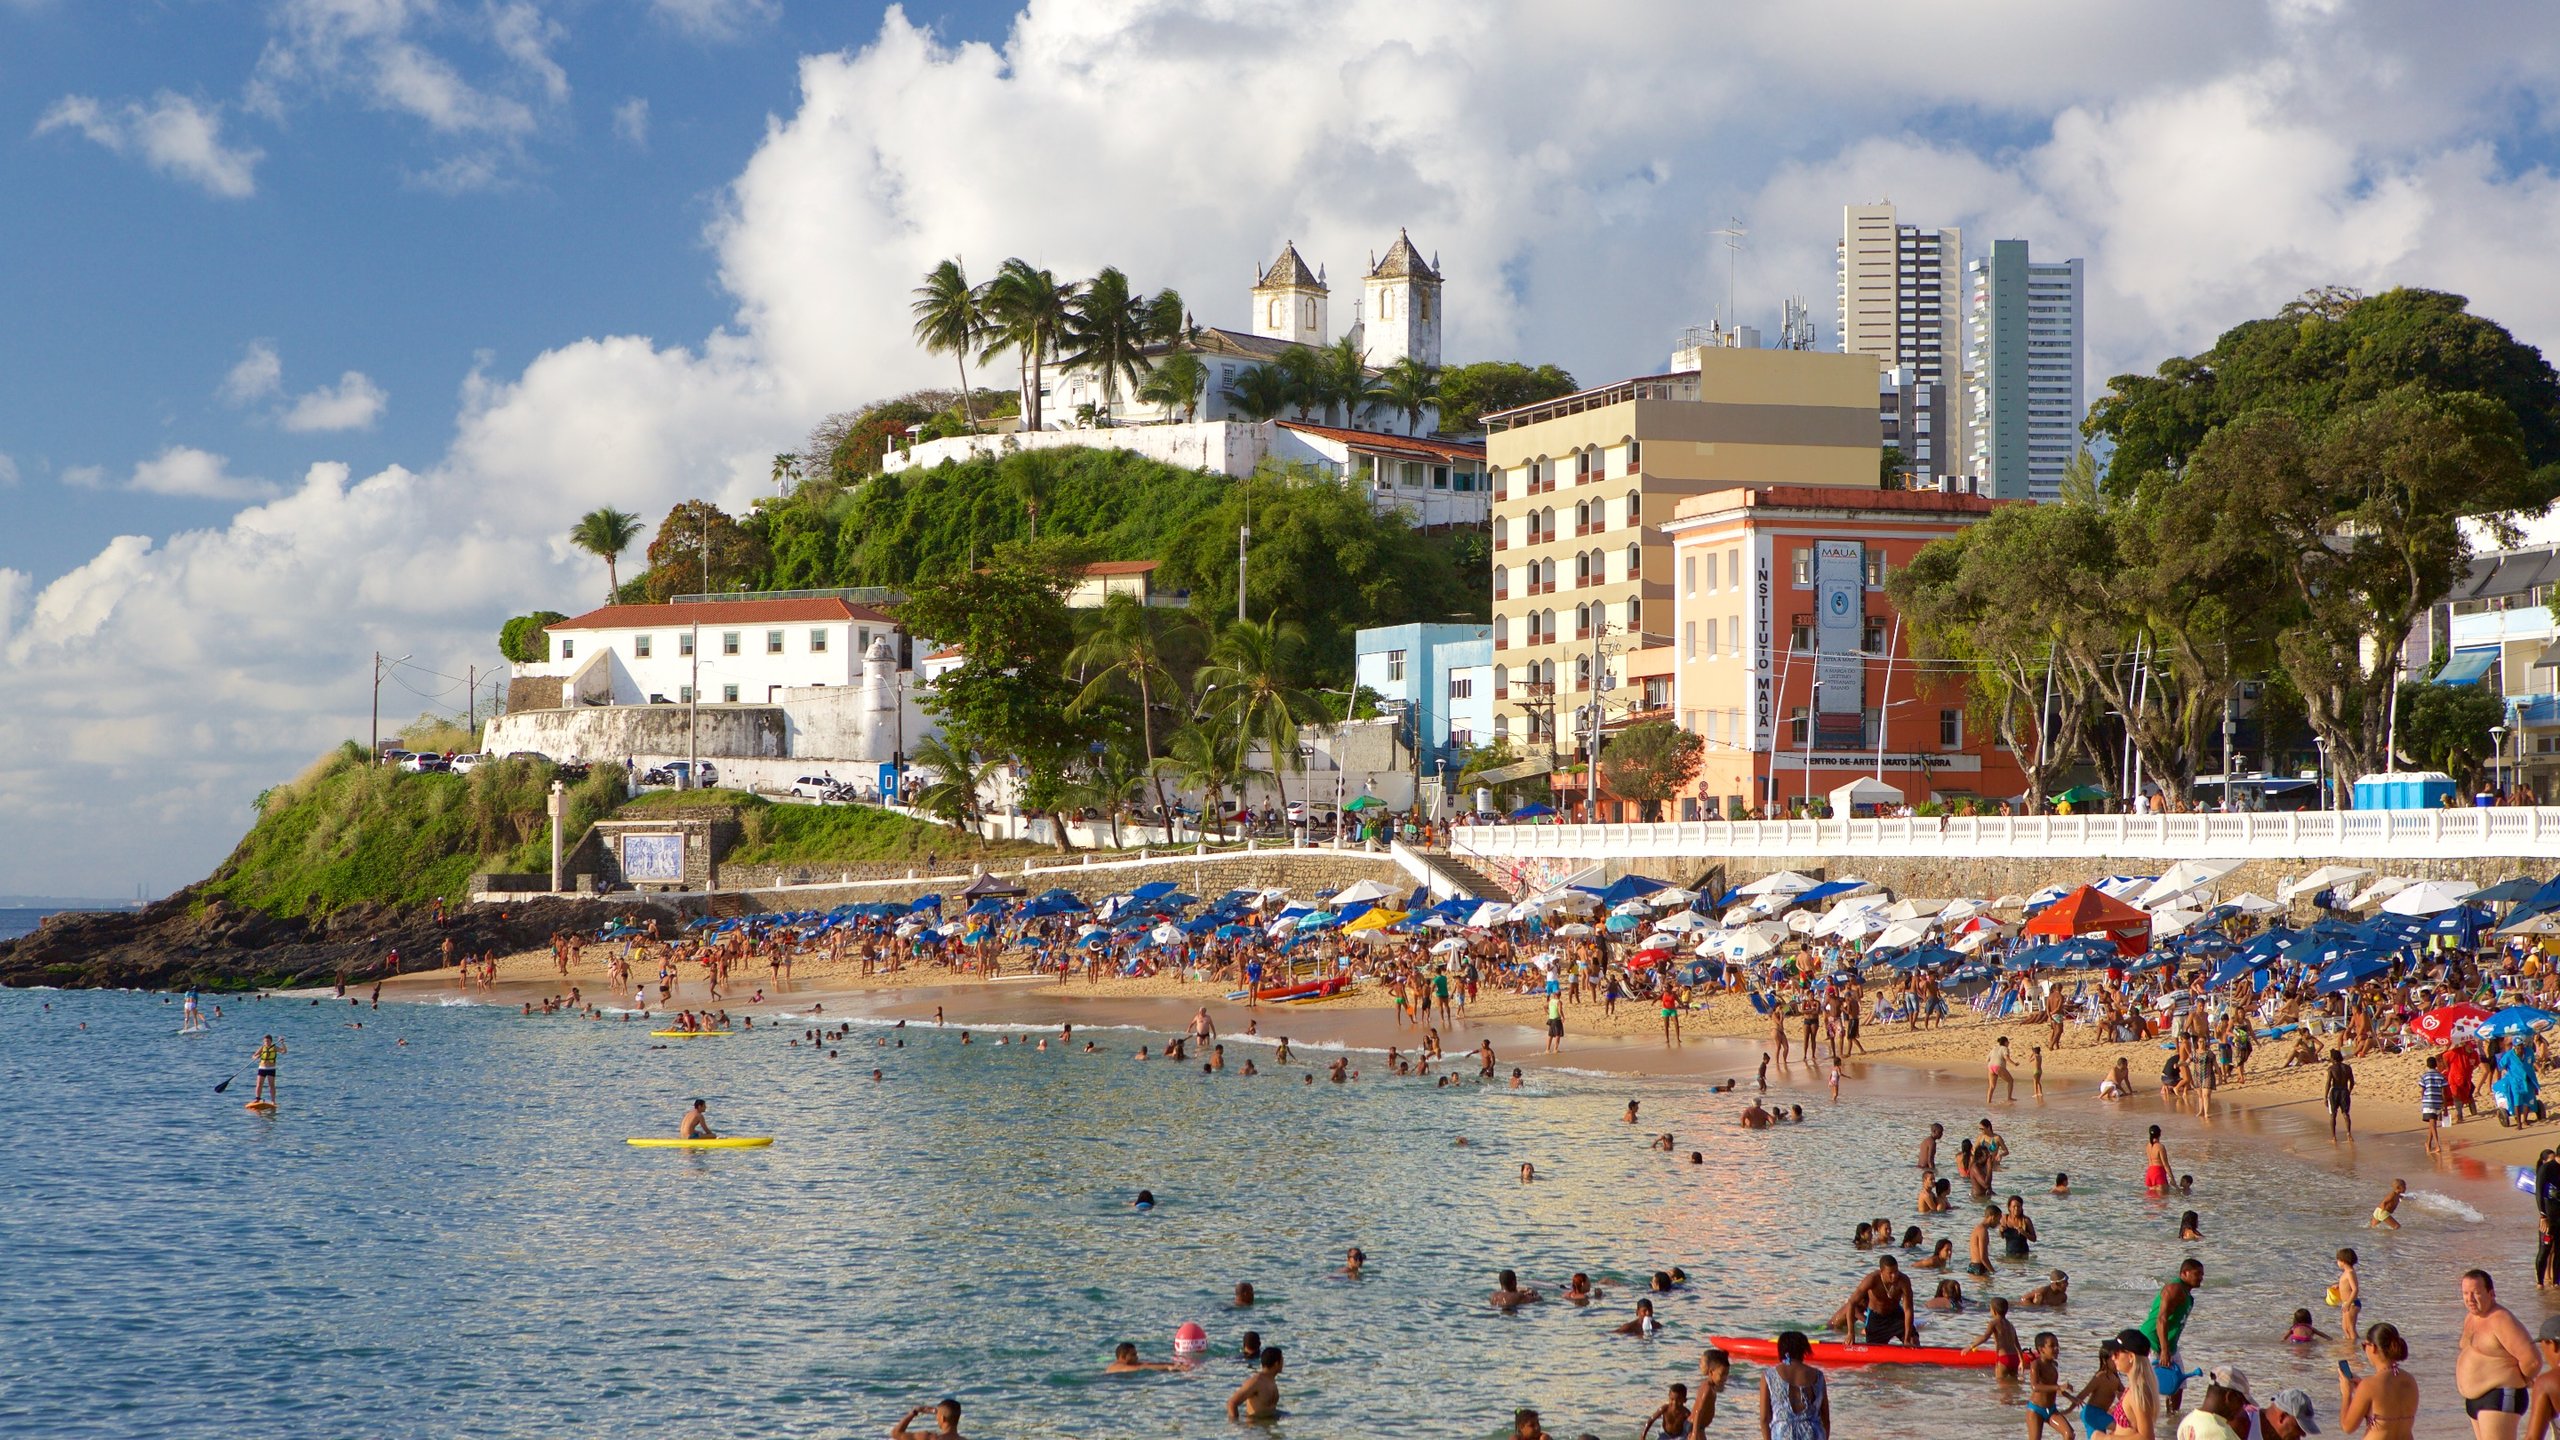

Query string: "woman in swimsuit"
[[2108, 1329, 2162, 1439], [1756, 1330, 1829, 1440], [2001, 1197, 2038, 1259], [2337, 1321, 2417, 1439], [2143, 1125, 2172, 1190]]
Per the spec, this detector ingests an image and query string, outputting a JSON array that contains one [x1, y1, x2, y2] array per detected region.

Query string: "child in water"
[[1963, 1296, 2021, 1373], [2024, 1332, 2075, 1440], [1637, 1382, 1689, 1439], [2282, 1307, 2330, 1344], [2329, 1248, 2361, 1335], [2369, 1178, 2406, 1229]]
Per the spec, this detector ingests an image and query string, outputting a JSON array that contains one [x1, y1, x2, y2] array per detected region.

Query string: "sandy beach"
[[369, 941, 2555, 1178]]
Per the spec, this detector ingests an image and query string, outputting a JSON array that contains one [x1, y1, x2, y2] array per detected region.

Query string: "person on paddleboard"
[[679, 1099, 717, 1141], [252, 1035, 285, 1104]]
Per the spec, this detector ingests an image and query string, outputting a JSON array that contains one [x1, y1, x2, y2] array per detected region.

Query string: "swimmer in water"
[[890, 1398, 965, 1439], [2367, 1178, 2404, 1230], [2017, 1270, 2070, 1308], [1625, 1099, 1641, 1124], [2179, 1210, 2204, 1241], [1224, 1346, 1281, 1422], [1615, 1298, 1661, 1336], [1489, 1268, 1543, 1309], [1232, 1282, 1255, 1308], [1133, 1189, 1156, 1211], [1340, 1247, 1365, 1278], [1639, 1382, 1691, 1440], [1520, 1162, 1536, 1183], [2052, 1173, 2070, 1196], [1562, 1273, 1598, 1305], [1105, 1342, 1183, 1373]]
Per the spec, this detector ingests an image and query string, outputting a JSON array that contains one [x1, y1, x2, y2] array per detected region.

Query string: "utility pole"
[[1874, 614, 1901, 784], [370, 651, 410, 764], [1237, 480, 1251, 623], [465, 664, 476, 732], [688, 619, 700, 792]]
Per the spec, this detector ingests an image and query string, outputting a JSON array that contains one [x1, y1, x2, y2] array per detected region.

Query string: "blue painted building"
[[1354, 623, 1492, 765]]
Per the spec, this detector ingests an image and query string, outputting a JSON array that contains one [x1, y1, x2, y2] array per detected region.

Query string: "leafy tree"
[[979, 259, 1077, 432], [1375, 356, 1440, 435], [910, 259, 987, 432], [1137, 351, 1208, 422], [1066, 593, 1202, 822], [1156, 463, 1487, 676], [1061, 266, 1151, 419], [499, 611, 567, 665], [1196, 618, 1321, 812], [1598, 720, 1702, 821], [569, 507, 644, 604], [905, 731, 993, 840], [1223, 364, 1292, 422], [1436, 361, 1578, 433], [2393, 673, 2505, 786], [894, 542, 1098, 851], [1068, 738, 1151, 846], [1879, 445, 1907, 488], [639, 500, 768, 603], [770, 452, 803, 492], [2092, 289, 2559, 795], [1155, 719, 1253, 841]]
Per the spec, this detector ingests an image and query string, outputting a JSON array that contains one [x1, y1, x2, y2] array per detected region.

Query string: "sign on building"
[[1813, 541, 1866, 748], [621, 833, 685, 884]]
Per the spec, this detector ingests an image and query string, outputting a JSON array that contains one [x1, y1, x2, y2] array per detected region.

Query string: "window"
[[810, 629, 829, 653], [1701, 552, 1716, 592], [1729, 548, 1742, 591], [679, 632, 695, 656], [632, 635, 651, 658], [559, 637, 575, 659], [1730, 617, 1743, 659], [679, 685, 693, 703], [1789, 707, 1809, 745], [1704, 618, 1718, 656], [1386, 649, 1408, 682], [1627, 439, 1641, 469], [1791, 620, 1814, 652], [1493, 615, 1509, 649], [1623, 491, 1639, 527], [1940, 708, 1964, 748], [1448, 674, 1472, 699], [1684, 621, 1697, 660], [721, 684, 739, 703], [722, 632, 741, 656], [1433, 465, 1450, 490], [1269, 299, 1282, 327], [1792, 547, 1812, 586], [766, 630, 785, 655], [1682, 709, 1699, 733], [1865, 552, 1888, 587], [1684, 555, 1697, 596], [1626, 542, 1640, 577], [1625, 594, 1640, 630], [1864, 620, 1888, 653], [858, 627, 871, 651]]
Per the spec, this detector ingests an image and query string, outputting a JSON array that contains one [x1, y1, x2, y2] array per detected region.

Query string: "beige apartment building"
[[1839, 202, 1965, 482], [1482, 347, 1881, 759]]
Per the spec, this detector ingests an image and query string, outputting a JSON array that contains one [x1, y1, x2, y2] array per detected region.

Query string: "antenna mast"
[[1711, 217, 1747, 327]]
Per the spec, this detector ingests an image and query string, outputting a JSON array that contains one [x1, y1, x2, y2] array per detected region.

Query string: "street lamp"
[[2313, 735, 2332, 811], [2492, 724, 2509, 800]]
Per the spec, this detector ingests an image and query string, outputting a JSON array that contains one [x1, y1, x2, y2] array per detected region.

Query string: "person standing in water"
[[251, 1034, 285, 1104], [2456, 1269, 2540, 1438], [2327, 1048, 2358, 1141], [2139, 1258, 2204, 1414], [2142, 1125, 2172, 1191]]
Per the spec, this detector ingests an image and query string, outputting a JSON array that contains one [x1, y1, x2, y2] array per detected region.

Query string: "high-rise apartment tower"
[[1964, 240, 2084, 503], [1837, 202, 1963, 484]]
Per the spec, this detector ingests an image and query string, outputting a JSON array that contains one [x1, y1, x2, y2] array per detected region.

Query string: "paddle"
[[213, 1072, 239, 1094]]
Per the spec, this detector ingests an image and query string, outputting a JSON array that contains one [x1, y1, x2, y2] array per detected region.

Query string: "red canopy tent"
[[2021, 885, 2153, 957]]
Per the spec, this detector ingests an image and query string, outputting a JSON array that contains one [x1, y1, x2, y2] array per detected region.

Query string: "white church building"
[[884, 230, 1488, 523]]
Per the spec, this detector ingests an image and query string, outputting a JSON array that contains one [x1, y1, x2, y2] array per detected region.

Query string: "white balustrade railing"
[[1449, 807, 2560, 864]]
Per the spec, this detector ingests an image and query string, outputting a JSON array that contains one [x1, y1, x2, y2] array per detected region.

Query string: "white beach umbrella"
[[1656, 911, 1708, 932], [1649, 887, 1698, 908], [2093, 875, 2156, 902], [1737, 870, 1818, 897], [2222, 892, 2284, 916], [1331, 878, 1395, 906], [1429, 937, 1467, 954], [1939, 898, 1991, 924], [1785, 909, 1821, 934], [2024, 882, 2077, 907], [1554, 922, 1596, 937], [2278, 865, 2372, 902], [1149, 923, 1186, 947], [1612, 899, 1652, 917], [1991, 894, 2029, 911], [1721, 926, 1784, 960], [1466, 902, 1511, 928], [1883, 898, 1949, 922], [2137, 859, 2246, 910], [2149, 908, 2208, 938], [2381, 879, 2477, 916], [2346, 876, 2416, 910], [1264, 916, 1301, 938], [2498, 913, 2560, 937], [1875, 920, 1936, 951]]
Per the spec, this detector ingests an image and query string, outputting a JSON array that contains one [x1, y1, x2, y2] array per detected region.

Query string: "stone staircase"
[[1427, 851, 1515, 902]]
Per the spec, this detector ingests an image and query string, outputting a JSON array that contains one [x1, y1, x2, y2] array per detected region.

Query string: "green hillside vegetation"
[[205, 746, 626, 916], [725, 797, 1051, 866]]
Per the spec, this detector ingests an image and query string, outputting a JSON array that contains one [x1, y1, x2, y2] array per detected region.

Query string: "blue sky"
[[7, 0, 2560, 898], [3, 0, 1027, 581]]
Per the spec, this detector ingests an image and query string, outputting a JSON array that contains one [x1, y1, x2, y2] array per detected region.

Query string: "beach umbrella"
[[1546, 891, 1603, 915], [2202, 955, 2268, 990], [2478, 1005, 2560, 1038], [1882, 898, 1949, 922], [1213, 924, 1256, 940], [2280, 865, 2372, 903], [1508, 803, 1555, 819], [2136, 859, 2246, 910], [2467, 877, 2546, 905], [2048, 783, 2108, 806], [1737, 870, 1818, 897], [1875, 920, 1935, 951], [1605, 913, 1641, 933], [1627, 947, 1671, 969], [1554, 922, 1595, 937], [1655, 911, 1708, 932], [2313, 951, 2394, 995], [1331, 878, 1395, 906], [1466, 902, 1511, 928], [2344, 875, 2416, 910], [2499, 912, 2560, 937], [1611, 899, 1652, 917], [1649, 887, 1698, 908], [2223, 892, 2284, 916], [2382, 879, 2477, 916], [2413, 1002, 2496, 1046], [1939, 898, 1991, 924], [1342, 794, 1384, 812], [2149, 908, 2209, 939], [1148, 923, 1186, 947]]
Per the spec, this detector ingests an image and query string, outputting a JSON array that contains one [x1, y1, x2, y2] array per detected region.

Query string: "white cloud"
[[613, 97, 650, 148], [221, 340, 285, 406], [126, 446, 276, 501], [59, 465, 105, 490], [248, 0, 567, 162], [0, 454, 18, 488], [36, 92, 262, 199], [16, 0, 2560, 896], [651, 0, 780, 41], [279, 372, 390, 433]]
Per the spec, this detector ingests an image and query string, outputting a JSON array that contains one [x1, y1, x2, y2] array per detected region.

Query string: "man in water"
[[889, 1398, 964, 1438], [2139, 1257, 2203, 1412], [1106, 1342, 1184, 1373], [251, 1034, 285, 1104], [679, 1099, 718, 1140], [2457, 1268, 2541, 1437], [1225, 1345, 1282, 1421], [1834, 1253, 1917, 1344], [1918, 1121, 1943, 1172], [1489, 1269, 1543, 1309]]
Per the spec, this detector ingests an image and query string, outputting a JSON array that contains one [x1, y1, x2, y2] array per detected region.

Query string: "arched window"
[[1576, 655, 1592, 686], [1492, 564, 1509, 599], [1626, 542, 1641, 576], [1624, 491, 1639, 527], [1574, 500, 1589, 532], [1626, 594, 1642, 631], [1268, 300, 1282, 327], [1492, 615, 1509, 648], [1574, 603, 1590, 636], [1574, 553, 1590, 588], [1493, 663, 1508, 695]]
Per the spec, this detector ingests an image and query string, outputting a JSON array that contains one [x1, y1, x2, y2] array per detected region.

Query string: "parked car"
[[379, 749, 414, 768], [398, 752, 450, 773], [448, 753, 487, 774], [788, 774, 841, 801], [641, 760, 719, 789]]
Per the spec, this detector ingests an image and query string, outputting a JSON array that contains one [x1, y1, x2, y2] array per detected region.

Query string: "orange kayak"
[[1710, 1336, 2002, 1368]]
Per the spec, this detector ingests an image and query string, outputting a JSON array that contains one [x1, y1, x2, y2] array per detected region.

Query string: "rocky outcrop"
[[0, 891, 693, 992]]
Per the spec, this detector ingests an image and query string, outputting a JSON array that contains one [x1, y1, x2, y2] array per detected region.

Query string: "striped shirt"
[[2420, 1070, 2449, 1115]]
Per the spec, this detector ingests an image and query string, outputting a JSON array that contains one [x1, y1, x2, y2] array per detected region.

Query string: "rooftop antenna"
[[1712, 216, 1747, 327], [1781, 296, 1816, 351]]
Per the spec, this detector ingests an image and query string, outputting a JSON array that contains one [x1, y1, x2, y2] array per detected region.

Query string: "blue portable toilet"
[[2351, 771, 2457, 810]]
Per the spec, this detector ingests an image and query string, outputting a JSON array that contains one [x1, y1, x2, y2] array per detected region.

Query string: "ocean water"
[[0, 908, 69, 942], [0, 988, 2540, 1438]]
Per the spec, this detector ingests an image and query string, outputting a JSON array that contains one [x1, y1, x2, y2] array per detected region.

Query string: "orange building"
[[1660, 485, 2028, 818]]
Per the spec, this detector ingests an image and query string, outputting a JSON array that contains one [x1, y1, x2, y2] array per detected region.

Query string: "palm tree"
[[910, 259, 987, 432], [1070, 742, 1149, 847], [1320, 336, 1383, 427], [1196, 618, 1320, 813], [569, 507, 644, 604], [1155, 719, 1255, 842], [1060, 267, 1152, 423], [1003, 451, 1060, 539], [1067, 594, 1201, 820], [1376, 356, 1440, 435], [979, 258, 1077, 432], [1136, 352, 1208, 422], [1223, 364, 1292, 422], [1274, 345, 1327, 421], [906, 732, 994, 843], [1144, 288, 1193, 345]]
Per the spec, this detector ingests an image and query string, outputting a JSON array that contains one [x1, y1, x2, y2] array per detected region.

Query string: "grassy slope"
[[200, 750, 1044, 916]]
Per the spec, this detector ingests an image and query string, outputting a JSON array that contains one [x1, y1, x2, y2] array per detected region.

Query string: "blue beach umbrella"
[[1509, 803, 1555, 819], [2479, 1005, 2560, 1038], [2314, 950, 2394, 995]]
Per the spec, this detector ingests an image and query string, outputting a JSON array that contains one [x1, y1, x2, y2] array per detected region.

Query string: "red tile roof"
[[551, 597, 896, 630], [1274, 419, 1485, 463], [1080, 559, 1160, 577]]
